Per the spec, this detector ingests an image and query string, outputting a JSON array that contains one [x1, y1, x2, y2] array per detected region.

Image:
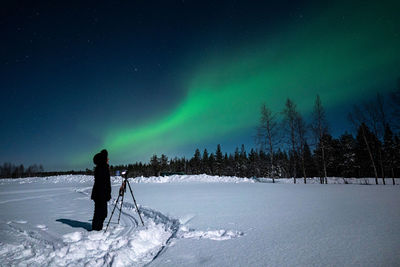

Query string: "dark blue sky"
[[1, 0, 399, 170]]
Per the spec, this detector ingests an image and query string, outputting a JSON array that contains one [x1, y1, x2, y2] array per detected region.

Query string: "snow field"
[[0, 175, 399, 266]]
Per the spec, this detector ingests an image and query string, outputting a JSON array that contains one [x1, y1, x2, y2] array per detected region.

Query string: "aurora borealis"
[[2, 1, 399, 170]]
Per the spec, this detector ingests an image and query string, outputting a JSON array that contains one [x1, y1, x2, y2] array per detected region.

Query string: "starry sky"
[[1, 0, 399, 170]]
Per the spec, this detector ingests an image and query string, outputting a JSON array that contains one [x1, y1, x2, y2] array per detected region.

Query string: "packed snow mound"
[[130, 174, 256, 183], [0, 175, 94, 185], [1, 214, 176, 266], [2, 174, 396, 185], [0, 174, 256, 185]]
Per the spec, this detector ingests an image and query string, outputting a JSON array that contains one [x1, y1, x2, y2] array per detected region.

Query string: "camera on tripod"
[[105, 170, 144, 232], [118, 170, 128, 196]]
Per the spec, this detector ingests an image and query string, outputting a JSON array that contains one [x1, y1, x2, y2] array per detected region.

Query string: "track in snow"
[[0, 185, 242, 266]]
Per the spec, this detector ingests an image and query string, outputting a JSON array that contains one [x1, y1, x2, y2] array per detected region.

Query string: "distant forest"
[[0, 163, 90, 178], [2, 80, 400, 184]]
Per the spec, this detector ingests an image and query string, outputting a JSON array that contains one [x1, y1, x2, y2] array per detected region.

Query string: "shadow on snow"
[[56, 218, 92, 231]]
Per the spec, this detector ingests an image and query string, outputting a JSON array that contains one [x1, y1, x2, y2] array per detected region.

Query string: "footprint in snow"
[[36, 224, 47, 230]]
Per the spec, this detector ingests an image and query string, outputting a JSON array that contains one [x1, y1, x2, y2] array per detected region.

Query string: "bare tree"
[[295, 113, 308, 184], [282, 98, 298, 183], [361, 93, 391, 184], [256, 103, 278, 182], [349, 106, 379, 184], [363, 95, 386, 184], [311, 95, 329, 184]]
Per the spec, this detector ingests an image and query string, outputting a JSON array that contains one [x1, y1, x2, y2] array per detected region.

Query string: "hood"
[[93, 149, 108, 165]]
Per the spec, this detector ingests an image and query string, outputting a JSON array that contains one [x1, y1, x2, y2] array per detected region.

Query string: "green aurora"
[[75, 1, 400, 165]]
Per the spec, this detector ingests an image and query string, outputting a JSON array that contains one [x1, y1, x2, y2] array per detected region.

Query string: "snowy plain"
[[0, 174, 399, 266]]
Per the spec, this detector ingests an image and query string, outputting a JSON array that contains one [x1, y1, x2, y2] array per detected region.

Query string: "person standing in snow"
[[91, 149, 111, 231]]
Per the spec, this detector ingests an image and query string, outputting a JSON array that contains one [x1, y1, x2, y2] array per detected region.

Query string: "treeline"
[[0, 162, 92, 178], [113, 83, 400, 185], [111, 126, 400, 184], [0, 163, 44, 178]]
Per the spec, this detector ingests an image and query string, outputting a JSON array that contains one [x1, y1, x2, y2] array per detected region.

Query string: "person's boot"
[[92, 219, 100, 231]]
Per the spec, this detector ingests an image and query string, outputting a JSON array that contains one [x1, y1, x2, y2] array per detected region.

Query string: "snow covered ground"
[[0, 175, 399, 266]]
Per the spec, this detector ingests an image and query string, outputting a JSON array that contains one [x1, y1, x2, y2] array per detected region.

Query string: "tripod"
[[105, 171, 144, 232]]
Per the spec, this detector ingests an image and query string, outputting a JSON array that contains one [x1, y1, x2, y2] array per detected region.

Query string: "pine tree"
[[234, 147, 240, 176], [339, 133, 357, 178], [192, 149, 201, 174], [303, 142, 317, 178], [383, 124, 396, 185], [394, 135, 400, 179], [160, 154, 169, 174], [275, 149, 289, 178], [239, 144, 248, 177], [364, 94, 388, 184], [208, 153, 215, 175], [391, 78, 400, 132], [355, 123, 379, 183], [202, 149, 209, 174], [226, 154, 235, 176], [215, 144, 223, 176], [18, 164, 24, 178], [150, 154, 160, 176], [248, 148, 260, 177]]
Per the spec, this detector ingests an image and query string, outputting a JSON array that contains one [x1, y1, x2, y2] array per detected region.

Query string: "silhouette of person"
[[91, 149, 111, 231]]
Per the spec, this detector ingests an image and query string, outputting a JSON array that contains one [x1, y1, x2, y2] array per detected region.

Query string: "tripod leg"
[[117, 192, 125, 224], [126, 181, 144, 226], [105, 194, 120, 233]]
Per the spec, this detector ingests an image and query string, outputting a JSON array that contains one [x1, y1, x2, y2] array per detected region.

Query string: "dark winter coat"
[[91, 151, 111, 202]]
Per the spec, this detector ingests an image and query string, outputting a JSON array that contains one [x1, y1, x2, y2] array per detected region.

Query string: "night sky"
[[1, 0, 399, 170]]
